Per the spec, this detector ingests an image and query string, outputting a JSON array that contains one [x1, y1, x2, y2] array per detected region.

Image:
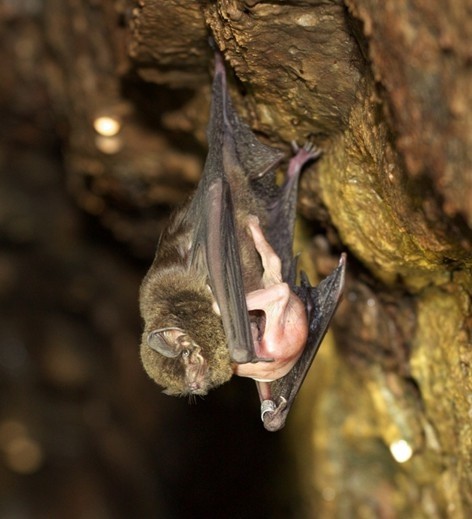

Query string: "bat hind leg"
[[287, 141, 322, 181]]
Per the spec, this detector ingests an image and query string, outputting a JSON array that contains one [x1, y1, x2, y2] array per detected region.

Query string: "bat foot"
[[290, 140, 322, 158], [260, 396, 288, 431], [286, 143, 322, 181]]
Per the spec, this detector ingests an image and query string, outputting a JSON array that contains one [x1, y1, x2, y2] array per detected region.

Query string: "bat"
[[139, 51, 346, 431]]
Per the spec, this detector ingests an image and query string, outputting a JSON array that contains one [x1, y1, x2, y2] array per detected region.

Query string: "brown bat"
[[139, 52, 346, 431]]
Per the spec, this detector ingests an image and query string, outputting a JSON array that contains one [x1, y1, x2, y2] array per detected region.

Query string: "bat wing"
[[190, 51, 345, 418], [261, 253, 347, 431], [188, 53, 282, 364], [199, 178, 263, 363]]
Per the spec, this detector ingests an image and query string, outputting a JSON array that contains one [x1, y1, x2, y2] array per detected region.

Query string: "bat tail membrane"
[[261, 253, 347, 431]]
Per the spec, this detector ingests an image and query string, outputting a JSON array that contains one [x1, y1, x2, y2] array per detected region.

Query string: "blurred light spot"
[[4, 437, 43, 474], [347, 291, 358, 302], [389, 439, 413, 463], [0, 420, 43, 474], [95, 135, 122, 154], [93, 116, 121, 137], [321, 487, 336, 501], [2, 0, 42, 18], [0, 420, 27, 442]]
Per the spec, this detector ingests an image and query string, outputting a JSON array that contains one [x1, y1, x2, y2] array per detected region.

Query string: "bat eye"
[[147, 327, 184, 358], [181, 349, 190, 358]]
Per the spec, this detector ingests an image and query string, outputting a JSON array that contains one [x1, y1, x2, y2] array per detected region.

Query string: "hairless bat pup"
[[139, 51, 346, 431]]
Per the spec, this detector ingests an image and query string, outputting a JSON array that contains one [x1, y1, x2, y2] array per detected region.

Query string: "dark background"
[[0, 4, 300, 518]]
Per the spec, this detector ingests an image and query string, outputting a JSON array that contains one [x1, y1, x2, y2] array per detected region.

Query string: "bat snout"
[[183, 352, 210, 395]]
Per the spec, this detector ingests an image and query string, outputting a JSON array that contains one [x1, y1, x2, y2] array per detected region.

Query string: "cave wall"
[[1, 1, 471, 517]]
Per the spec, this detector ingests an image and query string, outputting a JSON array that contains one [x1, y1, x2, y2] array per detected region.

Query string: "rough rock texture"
[[129, 1, 472, 516], [347, 0, 472, 228], [3, 0, 471, 517]]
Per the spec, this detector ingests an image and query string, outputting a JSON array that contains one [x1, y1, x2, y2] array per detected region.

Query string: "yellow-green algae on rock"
[[315, 88, 471, 291], [291, 83, 472, 515], [290, 284, 471, 517], [410, 286, 472, 516]]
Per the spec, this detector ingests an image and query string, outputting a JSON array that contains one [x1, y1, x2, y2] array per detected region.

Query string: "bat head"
[[139, 265, 233, 396]]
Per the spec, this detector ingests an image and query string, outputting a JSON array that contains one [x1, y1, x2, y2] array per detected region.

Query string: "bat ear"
[[147, 328, 184, 358]]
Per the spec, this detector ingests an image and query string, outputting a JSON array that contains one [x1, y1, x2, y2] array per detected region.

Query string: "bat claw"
[[290, 140, 322, 158], [286, 142, 322, 182]]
